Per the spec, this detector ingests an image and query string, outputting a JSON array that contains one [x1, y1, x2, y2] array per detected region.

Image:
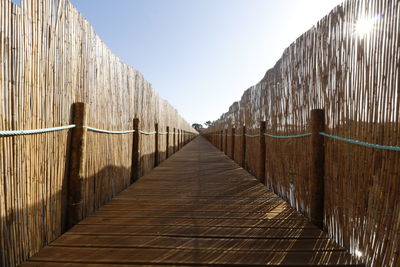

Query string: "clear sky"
[[64, 0, 343, 126]]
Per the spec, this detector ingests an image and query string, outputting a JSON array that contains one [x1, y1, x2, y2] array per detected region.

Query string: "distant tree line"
[[192, 121, 212, 131]]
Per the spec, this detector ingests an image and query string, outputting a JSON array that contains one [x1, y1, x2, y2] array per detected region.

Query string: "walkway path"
[[23, 137, 362, 266]]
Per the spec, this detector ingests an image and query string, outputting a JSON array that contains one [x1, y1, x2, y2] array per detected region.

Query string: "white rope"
[[140, 131, 157, 135], [1, 125, 195, 137], [245, 134, 261, 138], [0, 125, 76, 136], [84, 126, 135, 134]]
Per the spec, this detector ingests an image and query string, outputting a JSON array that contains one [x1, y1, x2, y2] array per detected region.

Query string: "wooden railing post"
[[214, 131, 216, 146], [242, 125, 246, 168], [259, 121, 266, 184], [177, 129, 179, 150], [154, 123, 159, 167], [213, 131, 215, 146], [166, 126, 170, 158], [173, 128, 176, 153], [216, 130, 219, 148], [220, 130, 223, 151], [178, 129, 181, 150], [310, 109, 325, 229], [231, 127, 235, 160], [224, 129, 228, 154], [131, 118, 140, 184], [180, 129, 182, 149], [67, 102, 88, 229]]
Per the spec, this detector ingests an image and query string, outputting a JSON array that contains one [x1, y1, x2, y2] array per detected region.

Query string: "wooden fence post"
[[173, 128, 176, 153], [131, 118, 140, 184], [224, 129, 228, 154], [179, 129, 182, 149], [310, 109, 325, 229], [259, 121, 266, 184], [154, 123, 159, 167], [216, 130, 219, 148], [231, 127, 235, 160], [214, 131, 217, 146], [176, 129, 181, 151], [177, 129, 179, 150], [213, 131, 215, 146], [220, 130, 223, 151], [242, 125, 246, 168], [166, 126, 170, 158], [67, 102, 88, 229]]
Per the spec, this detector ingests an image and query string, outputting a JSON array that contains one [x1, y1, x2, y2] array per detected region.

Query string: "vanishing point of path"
[[23, 137, 362, 266]]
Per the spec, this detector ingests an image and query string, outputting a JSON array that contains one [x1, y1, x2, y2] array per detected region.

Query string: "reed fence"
[[0, 0, 196, 266], [204, 0, 400, 266]]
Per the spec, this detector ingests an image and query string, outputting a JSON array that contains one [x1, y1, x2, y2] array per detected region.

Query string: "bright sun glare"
[[355, 16, 378, 37], [355, 249, 363, 258]]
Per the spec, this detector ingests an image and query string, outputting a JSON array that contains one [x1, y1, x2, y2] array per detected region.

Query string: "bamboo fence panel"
[[0, 0, 195, 266], [204, 0, 400, 266]]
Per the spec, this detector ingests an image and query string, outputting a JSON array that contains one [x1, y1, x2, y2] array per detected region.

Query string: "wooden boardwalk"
[[23, 137, 363, 266]]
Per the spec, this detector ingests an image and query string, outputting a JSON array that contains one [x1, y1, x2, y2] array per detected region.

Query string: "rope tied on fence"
[[83, 126, 135, 134], [0, 125, 140, 136], [263, 132, 312, 139], [139, 131, 157, 135], [208, 130, 400, 151], [319, 132, 400, 152], [245, 134, 261, 138], [0, 125, 76, 136], [1, 126, 195, 137]]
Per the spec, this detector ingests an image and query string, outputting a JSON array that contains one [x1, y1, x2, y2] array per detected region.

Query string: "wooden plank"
[[26, 247, 362, 266], [89, 210, 306, 220], [78, 217, 314, 228], [51, 234, 344, 251], [67, 224, 325, 238]]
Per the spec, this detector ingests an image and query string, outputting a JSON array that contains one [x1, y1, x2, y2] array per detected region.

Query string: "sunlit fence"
[[203, 0, 400, 266], [0, 0, 196, 266]]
